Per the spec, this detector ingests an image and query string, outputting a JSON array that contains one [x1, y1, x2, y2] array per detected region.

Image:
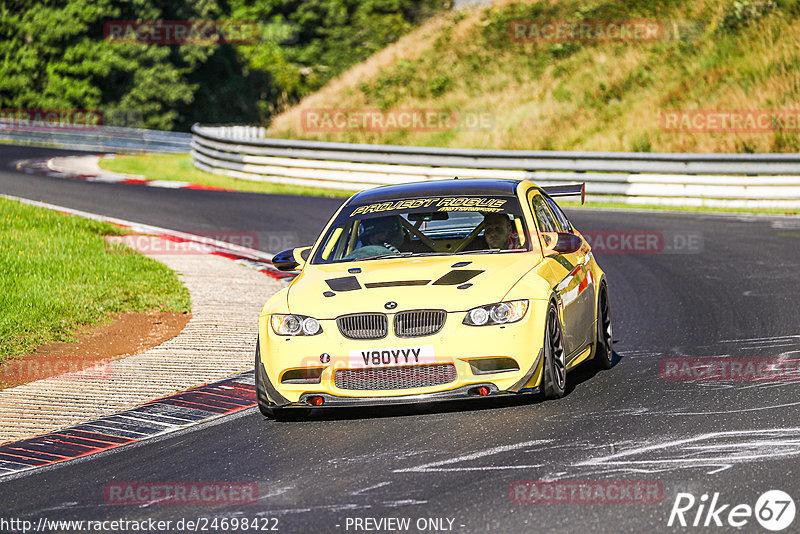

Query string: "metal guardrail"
[[0, 121, 191, 153], [191, 124, 800, 208]]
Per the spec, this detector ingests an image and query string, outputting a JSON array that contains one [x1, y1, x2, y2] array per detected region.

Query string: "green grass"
[[99, 154, 353, 198], [0, 198, 191, 363]]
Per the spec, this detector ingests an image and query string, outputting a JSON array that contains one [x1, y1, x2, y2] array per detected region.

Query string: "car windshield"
[[311, 195, 531, 264]]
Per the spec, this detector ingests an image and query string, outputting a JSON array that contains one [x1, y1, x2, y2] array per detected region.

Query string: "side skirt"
[[566, 344, 593, 370]]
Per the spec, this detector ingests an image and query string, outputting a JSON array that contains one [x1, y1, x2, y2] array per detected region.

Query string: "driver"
[[483, 213, 521, 250], [360, 215, 405, 252]]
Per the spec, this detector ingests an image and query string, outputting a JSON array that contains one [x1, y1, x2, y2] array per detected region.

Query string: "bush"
[[718, 0, 776, 32]]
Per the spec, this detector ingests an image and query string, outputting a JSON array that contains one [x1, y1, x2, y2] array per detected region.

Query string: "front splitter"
[[291, 383, 540, 408]]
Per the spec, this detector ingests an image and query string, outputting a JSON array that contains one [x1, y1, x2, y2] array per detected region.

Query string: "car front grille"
[[336, 313, 388, 340], [334, 364, 457, 391], [393, 310, 446, 338]]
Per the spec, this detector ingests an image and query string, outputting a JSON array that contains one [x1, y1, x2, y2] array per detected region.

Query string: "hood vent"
[[432, 270, 483, 286], [326, 276, 361, 292], [364, 280, 430, 288]]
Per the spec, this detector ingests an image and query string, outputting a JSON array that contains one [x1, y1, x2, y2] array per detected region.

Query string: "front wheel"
[[540, 302, 567, 399], [594, 283, 613, 370]]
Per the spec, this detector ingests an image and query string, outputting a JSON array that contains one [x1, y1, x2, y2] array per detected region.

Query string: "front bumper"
[[257, 358, 541, 409]]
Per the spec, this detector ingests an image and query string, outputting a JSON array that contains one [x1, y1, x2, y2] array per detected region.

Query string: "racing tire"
[[541, 302, 567, 399], [594, 283, 613, 370]]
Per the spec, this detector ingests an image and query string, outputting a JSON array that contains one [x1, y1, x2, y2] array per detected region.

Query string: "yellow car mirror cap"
[[542, 232, 581, 255]]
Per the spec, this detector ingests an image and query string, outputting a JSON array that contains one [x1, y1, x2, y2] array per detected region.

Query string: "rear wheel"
[[594, 284, 613, 370], [541, 302, 566, 399]]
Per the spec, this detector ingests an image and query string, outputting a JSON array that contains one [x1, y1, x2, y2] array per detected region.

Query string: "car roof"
[[350, 178, 522, 204]]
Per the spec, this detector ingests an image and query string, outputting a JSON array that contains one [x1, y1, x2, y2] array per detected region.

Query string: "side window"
[[544, 196, 572, 232], [529, 194, 562, 232]]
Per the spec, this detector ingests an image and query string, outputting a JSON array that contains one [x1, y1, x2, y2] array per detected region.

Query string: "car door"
[[528, 191, 595, 358], [544, 194, 596, 355]]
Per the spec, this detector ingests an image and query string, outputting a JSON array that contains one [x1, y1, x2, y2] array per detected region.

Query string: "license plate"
[[348, 345, 435, 368]]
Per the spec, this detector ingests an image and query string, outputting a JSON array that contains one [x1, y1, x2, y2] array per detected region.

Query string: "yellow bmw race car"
[[255, 178, 612, 419]]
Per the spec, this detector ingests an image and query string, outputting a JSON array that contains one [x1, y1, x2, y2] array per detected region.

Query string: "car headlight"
[[463, 300, 528, 326], [271, 314, 323, 336]]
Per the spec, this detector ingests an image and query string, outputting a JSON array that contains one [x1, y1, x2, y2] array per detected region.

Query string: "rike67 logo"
[[668, 490, 795, 531]]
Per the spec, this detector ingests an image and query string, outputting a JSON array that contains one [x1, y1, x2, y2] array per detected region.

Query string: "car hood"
[[286, 253, 540, 318]]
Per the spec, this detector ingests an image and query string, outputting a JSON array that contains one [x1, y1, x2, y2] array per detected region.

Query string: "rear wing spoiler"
[[542, 183, 585, 205]]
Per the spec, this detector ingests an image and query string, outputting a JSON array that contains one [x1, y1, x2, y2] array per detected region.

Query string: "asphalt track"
[[2, 145, 800, 533]]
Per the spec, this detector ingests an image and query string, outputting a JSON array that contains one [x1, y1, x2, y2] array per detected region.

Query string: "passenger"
[[483, 213, 521, 250]]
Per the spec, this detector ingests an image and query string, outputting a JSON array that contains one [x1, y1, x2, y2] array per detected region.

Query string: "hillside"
[[267, 0, 800, 153]]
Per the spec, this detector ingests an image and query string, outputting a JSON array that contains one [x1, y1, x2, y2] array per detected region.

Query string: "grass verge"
[[99, 154, 353, 198], [0, 198, 191, 363]]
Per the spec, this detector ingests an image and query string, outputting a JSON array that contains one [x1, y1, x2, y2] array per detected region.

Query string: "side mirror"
[[542, 232, 582, 255], [272, 246, 311, 271]]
